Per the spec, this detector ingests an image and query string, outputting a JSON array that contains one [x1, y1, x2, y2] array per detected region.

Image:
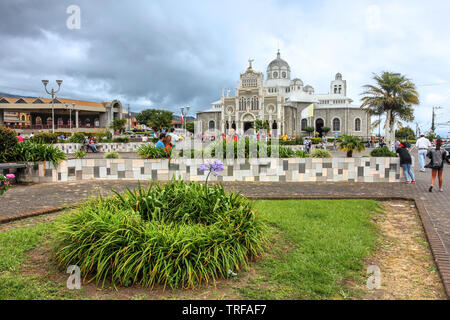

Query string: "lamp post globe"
[[42, 80, 63, 133]]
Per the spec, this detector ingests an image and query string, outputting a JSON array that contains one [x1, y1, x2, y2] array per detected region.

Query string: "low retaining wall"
[[17, 157, 401, 183], [55, 142, 146, 153]]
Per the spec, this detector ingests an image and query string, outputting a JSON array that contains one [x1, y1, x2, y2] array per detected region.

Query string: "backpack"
[[427, 150, 443, 168]]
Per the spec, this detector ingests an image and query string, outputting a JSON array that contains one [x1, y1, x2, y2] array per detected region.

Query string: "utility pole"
[[415, 122, 420, 137], [431, 106, 442, 132]]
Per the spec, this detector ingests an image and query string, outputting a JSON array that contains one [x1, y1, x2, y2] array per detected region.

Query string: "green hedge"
[[111, 137, 130, 143], [30, 132, 59, 144], [370, 147, 397, 157]]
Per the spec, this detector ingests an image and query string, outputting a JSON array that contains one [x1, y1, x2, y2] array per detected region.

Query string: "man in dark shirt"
[[396, 144, 415, 183]]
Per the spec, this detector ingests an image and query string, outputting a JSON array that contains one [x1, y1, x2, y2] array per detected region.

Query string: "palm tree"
[[254, 120, 270, 134], [338, 135, 365, 158], [360, 72, 419, 151]]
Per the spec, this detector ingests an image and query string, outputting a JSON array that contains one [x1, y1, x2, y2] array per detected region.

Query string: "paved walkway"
[[0, 156, 449, 298]]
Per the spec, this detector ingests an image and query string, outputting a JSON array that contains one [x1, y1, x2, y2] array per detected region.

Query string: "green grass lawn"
[[0, 199, 382, 300], [243, 199, 381, 299]]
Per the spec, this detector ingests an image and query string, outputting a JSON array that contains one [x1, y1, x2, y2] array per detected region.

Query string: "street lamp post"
[[180, 106, 184, 133], [65, 103, 75, 133], [185, 106, 190, 133], [42, 80, 63, 133]]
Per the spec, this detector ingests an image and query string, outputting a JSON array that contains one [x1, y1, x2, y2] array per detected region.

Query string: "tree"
[[321, 127, 331, 136], [136, 109, 173, 131], [426, 131, 437, 142], [337, 135, 365, 158], [304, 126, 315, 137], [395, 126, 415, 140], [185, 122, 195, 133], [109, 118, 127, 134], [254, 120, 270, 133], [361, 72, 419, 151]]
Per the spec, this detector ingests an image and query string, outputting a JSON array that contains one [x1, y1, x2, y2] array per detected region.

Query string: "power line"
[[417, 82, 450, 87]]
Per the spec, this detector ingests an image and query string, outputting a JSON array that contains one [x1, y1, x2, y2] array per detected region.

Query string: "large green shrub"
[[370, 146, 397, 157], [112, 137, 130, 143], [280, 137, 304, 145], [54, 180, 267, 289], [104, 152, 120, 159], [310, 149, 332, 158], [0, 126, 18, 162], [74, 150, 86, 159], [30, 132, 59, 144], [95, 130, 112, 141], [295, 150, 310, 158], [69, 132, 86, 143]]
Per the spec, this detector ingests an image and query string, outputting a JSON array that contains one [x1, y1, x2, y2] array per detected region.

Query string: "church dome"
[[267, 50, 290, 70], [266, 50, 291, 80]]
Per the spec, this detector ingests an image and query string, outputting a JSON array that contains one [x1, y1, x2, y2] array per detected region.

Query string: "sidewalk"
[[0, 157, 448, 298]]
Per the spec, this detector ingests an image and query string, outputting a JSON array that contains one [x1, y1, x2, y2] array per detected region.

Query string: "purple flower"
[[200, 159, 225, 183]]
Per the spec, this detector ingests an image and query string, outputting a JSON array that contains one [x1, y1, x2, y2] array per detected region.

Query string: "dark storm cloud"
[[0, 0, 239, 112]]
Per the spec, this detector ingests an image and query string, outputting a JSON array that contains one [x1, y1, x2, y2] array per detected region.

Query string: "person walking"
[[17, 132, 24, 143], [427, 139, 447, 192], [396, 143, 415, 184], [416, 133, 431, 172]]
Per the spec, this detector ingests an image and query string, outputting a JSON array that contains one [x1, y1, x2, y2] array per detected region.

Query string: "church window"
[[282, 72, 286, 78], [239, 97, 247, 111], [301, 118, 308, 131], [355, 118, 361, 131], [209, 120, 215, 130], [332, 118, 341, 131], [273, 72, 278, 78], [251, 96, 259, 110]]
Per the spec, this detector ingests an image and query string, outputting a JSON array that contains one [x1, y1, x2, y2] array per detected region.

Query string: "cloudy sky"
[[1, 0, 449, 136]]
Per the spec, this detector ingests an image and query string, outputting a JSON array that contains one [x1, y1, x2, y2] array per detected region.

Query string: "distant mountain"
[[172, 115, 196, 122], [0, 92, 37, 99]]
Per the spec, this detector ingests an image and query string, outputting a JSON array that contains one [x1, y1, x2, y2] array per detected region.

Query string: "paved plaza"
[[0, 155, 449, 297]]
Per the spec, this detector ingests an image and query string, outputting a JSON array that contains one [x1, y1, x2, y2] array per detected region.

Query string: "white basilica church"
[[196, 51, 371, 138]]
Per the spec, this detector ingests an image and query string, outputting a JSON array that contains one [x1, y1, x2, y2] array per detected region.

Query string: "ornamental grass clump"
[[54, 179, 267, 289]]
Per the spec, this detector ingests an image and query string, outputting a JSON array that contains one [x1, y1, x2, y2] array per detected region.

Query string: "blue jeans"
[[418, 149, 427, 171], [401, 164, 415, 181]]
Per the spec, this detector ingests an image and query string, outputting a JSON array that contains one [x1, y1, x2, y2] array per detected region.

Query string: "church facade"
[[196, 51, 371, 138]]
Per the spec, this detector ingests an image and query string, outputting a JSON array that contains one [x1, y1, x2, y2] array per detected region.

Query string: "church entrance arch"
[[315, 118, 324, 137], [242, 113, 255, 135]]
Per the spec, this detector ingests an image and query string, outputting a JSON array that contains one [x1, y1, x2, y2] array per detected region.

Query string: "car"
[[444, 142, 450, 164]]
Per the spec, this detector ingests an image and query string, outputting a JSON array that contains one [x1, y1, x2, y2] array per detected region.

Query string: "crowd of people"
[[12, 127, 449, 191], [392, 133, 447, 192]]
